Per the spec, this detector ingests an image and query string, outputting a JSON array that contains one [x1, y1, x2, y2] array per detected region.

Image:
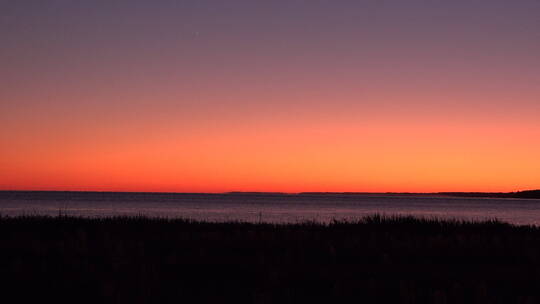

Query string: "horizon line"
[[1, 189, 538, 195]]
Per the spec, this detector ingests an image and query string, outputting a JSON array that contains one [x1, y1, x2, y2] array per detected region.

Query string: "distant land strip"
[[297, 190, 540, 199], [0, 189, 539, 199]]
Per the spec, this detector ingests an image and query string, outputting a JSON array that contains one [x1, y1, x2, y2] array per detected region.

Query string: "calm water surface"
[[1, 192, 540, 225]]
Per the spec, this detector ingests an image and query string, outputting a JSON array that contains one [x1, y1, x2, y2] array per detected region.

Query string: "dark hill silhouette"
[[436, 190, 540, 199], [514, 190, 540, 199], [298, 190, 540, 199]]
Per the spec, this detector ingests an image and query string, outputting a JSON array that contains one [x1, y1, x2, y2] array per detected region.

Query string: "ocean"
[[1, 191, 540, 225]]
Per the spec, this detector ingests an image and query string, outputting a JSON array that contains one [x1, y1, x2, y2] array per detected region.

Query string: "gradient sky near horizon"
[[1, 0, 539, 193]]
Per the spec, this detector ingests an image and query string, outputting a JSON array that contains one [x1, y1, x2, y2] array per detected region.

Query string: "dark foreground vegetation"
[[1, 215, 540, 303]]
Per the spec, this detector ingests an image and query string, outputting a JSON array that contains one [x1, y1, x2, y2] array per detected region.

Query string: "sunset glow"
[[2, 1, 539, 192]]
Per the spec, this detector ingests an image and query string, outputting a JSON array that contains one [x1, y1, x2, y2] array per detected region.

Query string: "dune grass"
[[0, 214, 539, 303]]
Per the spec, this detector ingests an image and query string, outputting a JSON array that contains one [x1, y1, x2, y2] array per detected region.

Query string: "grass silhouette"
[[0, 214, 539, 303]]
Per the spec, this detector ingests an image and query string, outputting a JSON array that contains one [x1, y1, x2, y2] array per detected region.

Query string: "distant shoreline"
[[299, 190, 540, 199], [1, 189, 539, 199]]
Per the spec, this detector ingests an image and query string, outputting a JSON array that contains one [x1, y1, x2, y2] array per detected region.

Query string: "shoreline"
[[1, 189, 540, 199]]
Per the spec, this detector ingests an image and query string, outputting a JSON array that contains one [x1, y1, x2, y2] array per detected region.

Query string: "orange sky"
[[3, 107, 539, 192], [1, 1, 539, 192]]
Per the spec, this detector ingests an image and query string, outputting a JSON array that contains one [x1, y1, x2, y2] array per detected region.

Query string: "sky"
[[1, 0, 539, 193]]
